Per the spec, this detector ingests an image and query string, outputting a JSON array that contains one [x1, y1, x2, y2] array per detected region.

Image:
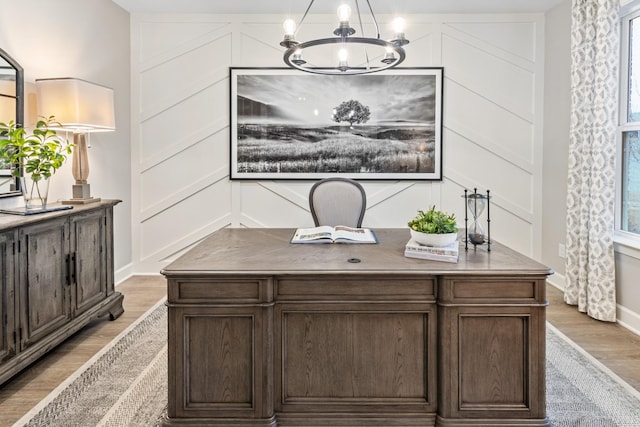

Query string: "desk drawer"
[[439, 276, 547, 304], [168, 277, 272, 303], [276, 276, 435, 301]]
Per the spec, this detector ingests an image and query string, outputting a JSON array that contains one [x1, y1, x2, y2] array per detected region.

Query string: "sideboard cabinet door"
[[18, 217, 71, 350], [70, 209, 107, 316], [0, 231, 16, 363]]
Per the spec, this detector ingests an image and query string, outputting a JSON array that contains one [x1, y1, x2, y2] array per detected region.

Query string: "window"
[[621, 131, 640, 233], [618, 2, 640, 240]]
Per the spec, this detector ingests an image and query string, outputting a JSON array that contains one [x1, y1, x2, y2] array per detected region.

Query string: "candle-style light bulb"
[[280, 18, 299, 48], [334, 3, 356, 37], [381, 45, 397, 64], [390, 16, 409, 46], [392, 17, 406, 34], [292, 48, 306, 65], [337, 4, 352, 23], [283, 18, 296, 36], [337, 47, 349, 71], [338, 48, 349, 62]]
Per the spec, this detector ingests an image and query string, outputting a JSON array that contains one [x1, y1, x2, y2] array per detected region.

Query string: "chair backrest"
[[309, 177, 366, 227]]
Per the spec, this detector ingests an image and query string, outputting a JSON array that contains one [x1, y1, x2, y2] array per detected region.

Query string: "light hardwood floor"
[[0, 277, 638, 426], [546, 283, 640, 391]]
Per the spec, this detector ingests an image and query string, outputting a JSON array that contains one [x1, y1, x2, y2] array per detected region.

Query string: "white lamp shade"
[[36, 78, 115, 132]]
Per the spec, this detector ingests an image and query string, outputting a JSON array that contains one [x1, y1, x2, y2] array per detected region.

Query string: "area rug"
[[14, 300, 640, 426]]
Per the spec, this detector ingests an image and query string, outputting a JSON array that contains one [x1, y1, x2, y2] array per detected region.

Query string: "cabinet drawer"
[[439, 277, 546, 304], [169, 278, 272, 303], [276, 276, 435, 301]]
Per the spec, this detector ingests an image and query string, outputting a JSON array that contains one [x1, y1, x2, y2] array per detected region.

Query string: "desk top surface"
[[162, 228, 552, 277]]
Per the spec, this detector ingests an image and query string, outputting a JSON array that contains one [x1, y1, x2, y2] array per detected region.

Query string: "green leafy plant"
[[0, 117, 73, 182], [408, 206, 458, 234]]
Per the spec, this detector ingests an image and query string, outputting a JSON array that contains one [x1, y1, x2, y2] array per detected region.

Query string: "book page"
[[291, 226, 335, 243], [333, 226, 377, 243]]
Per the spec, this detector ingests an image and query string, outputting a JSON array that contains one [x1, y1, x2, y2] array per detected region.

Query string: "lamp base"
[[62, 197, 101, 205], [61, 183, 101, 205]]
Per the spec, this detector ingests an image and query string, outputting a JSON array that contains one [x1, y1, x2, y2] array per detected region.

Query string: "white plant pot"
[[409, 229, 457, 247]]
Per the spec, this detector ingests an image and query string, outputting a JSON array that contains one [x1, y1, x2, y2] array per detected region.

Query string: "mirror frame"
[[0, 47, 24, 198]]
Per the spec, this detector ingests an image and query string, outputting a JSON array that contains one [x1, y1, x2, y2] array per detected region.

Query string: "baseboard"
[[547, 271, 640, 336], [617, 305, 640, 336], [115, 263, 134, 286], [546, 271, 566, 292]]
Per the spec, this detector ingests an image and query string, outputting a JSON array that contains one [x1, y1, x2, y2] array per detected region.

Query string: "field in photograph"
[[236, 124, 436, 174]]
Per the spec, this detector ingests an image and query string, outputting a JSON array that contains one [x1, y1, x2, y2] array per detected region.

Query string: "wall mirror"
[[0, 48, 24, 197]]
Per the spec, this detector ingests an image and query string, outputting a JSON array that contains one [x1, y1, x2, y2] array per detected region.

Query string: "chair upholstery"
[[309, 177, 366, 227]]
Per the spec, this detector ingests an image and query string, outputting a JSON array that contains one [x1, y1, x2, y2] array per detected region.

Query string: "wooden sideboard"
[[161, 228, 552, 427], [0, 200, 123, 385]]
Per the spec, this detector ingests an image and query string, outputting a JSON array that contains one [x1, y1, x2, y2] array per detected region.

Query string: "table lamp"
[[35, 77, 115, 204]]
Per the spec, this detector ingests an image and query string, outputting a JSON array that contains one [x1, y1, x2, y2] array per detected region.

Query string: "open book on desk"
[[290, 225, 378, 244]]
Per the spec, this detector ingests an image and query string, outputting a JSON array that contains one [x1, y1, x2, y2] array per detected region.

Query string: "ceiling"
[[111, 0, 566, 15]]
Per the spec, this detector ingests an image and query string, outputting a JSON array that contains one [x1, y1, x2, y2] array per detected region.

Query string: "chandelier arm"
[[296, 0, 316, 35], [364, 0, 381, 39], [355, 0, 365, 36], [354, 0, 372, 70]]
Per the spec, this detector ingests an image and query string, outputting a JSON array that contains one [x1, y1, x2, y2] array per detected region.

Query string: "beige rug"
[[14, 300, 640, 426], [14, 298, 168, 427]]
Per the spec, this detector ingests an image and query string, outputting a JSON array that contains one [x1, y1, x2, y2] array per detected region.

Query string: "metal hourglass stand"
[[463, 188, 491, 251]]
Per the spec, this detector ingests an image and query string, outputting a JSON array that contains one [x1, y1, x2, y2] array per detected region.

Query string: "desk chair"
[[309, 177, 366, 227]]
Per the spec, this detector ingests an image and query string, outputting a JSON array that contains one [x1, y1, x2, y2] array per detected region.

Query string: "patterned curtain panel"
[[564, 0, 620, 321], [565, 0, 619, 322]]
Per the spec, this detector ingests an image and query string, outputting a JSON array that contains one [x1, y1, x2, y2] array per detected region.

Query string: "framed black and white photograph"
[[230, 67, 443, 180]]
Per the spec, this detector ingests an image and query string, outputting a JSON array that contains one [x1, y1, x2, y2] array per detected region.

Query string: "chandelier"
[[280, 0, 409, 75]]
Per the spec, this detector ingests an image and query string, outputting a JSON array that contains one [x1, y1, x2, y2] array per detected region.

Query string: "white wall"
[[542, 0, 571, 283], [130, 13, 545, 273], [0, 0, 132, 280]]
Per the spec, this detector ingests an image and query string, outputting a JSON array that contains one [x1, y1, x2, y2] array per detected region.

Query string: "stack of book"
[[404, 238, 459, 263]]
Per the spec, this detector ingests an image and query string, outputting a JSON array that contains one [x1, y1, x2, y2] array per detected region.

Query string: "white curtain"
[[564, 0, 619, 322]]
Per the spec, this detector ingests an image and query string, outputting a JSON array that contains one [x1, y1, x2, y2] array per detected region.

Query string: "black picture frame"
[[230, 67, 443, 180]]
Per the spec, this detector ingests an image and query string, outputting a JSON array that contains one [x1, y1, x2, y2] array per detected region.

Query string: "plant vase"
[[20, 174, 50, 210], [0, 118, 73, 212], [410, 229, 457, 247]]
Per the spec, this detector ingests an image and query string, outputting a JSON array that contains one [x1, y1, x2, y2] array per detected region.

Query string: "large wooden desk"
[[161, 228, 551, 426]]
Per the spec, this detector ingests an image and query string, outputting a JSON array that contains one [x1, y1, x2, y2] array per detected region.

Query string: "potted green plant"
[[0, 117, 73, 210], [408, 206, 458, 247]]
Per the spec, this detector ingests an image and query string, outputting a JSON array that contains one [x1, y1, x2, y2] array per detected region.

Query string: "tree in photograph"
[[332, 99, 371, 127]]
